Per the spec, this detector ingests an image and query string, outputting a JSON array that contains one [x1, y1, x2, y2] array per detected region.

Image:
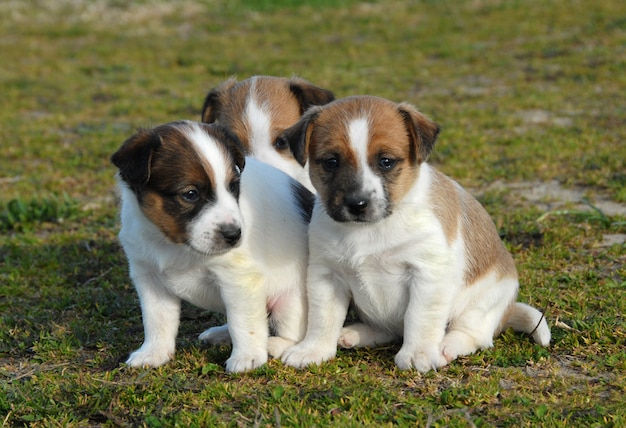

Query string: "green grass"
[[1, 0, 625, 426]]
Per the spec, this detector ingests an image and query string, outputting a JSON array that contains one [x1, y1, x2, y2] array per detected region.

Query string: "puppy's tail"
[[499, 302, 551, 346]]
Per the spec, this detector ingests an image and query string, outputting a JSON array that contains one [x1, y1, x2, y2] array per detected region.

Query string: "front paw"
[[225, 349, 268, 373], [267, 336, 296, 359], [126, 344, 174, 368], [198, 324, 231, 345], [281, 342, 336, 368], [394, 348, 448, 373]]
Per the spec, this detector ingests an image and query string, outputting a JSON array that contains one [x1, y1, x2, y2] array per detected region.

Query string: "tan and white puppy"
[[201, 75, 334, 191], [280, 96, 550, 372], [111, 121, 313, 373]]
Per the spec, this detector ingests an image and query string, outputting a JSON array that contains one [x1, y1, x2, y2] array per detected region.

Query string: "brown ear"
[[397, 102, 440, 164], [200, 123, 246, 172], [288, 77, 335, 115], [201, 77, 238, 123], [281, 106, 322, 166], [111, 129, 162, 189]]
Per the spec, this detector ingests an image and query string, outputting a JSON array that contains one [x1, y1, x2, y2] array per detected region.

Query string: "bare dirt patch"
[[477, 179, 626, 247]]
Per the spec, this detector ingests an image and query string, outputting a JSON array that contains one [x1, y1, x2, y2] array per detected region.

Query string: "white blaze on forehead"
[[183, 123, 243, 253], [186, 123, 230, 186], [348, 116, 370, 167], [245, 85, 273, 160], [242, 84, 311, 187], [347, 116, 384, 197]]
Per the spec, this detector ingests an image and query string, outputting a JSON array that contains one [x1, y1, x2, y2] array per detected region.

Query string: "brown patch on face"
[[136, 125, 218, 245], [201, 78, 252, 150], [254, 76, 304, 159], [363, 97, 423, 207], [305, 101, 360, 218]]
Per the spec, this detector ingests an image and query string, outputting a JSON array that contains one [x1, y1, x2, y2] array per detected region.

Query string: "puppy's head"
[[284, 96, 440, 223], [111, 121, 246, 255], [201, 75, 334, 183]]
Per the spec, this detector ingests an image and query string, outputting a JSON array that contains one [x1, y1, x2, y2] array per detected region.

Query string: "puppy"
[[280, 96, 551, 372], [111, 120, 313, 373], [201, 75, 334, 191]]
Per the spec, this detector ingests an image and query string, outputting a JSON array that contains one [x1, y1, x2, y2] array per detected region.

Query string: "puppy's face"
[[286, 96, 440, 223], [111, 121, 246, 255], [201, 76, 334, 177]]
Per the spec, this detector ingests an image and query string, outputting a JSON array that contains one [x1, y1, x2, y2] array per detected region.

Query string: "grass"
[[1, 0, 625, 426]]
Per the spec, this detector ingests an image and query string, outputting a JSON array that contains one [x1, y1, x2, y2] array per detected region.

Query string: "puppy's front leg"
[[282, 264, 350, 368], [126, 268, 181, 368], [267, 285, 308, 359], [394, 273, 452, 372], [220, 285, 269, 373]]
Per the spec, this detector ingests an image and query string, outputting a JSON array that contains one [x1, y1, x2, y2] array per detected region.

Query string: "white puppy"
[[201, 75, 334, 191], [111, 121, 313, 372], [281, 96, 550, 372]]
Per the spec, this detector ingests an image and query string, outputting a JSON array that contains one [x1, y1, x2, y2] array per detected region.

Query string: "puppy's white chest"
[[343, 252, 412, 333]]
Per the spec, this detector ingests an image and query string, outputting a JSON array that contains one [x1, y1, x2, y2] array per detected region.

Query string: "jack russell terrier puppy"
[[201, 75, 334, 191], [111, 120, 313, 373], [280, 96, 550, 372]]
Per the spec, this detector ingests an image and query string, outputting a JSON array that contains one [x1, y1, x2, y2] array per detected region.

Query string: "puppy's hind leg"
[[339, 323, 396, 349], [199, 324, 231, 345]]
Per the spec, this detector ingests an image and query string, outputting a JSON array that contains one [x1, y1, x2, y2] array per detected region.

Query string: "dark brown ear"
[[111, 129, 162, 189], [397, 102, 440, 164], [281, 106, 322, 166], [201, 77, 237, 123], [288, 77, 335, 115], [200, 123, 246, 172]]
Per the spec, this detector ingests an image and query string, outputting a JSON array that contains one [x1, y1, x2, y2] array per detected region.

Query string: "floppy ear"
[[201, 77, 238, 123], [288, 77, 335, 115], [200, 123, 246, 173], [397, 102, 440, 164], [111, 129, 162, 189], [281, 106, 322, 166]]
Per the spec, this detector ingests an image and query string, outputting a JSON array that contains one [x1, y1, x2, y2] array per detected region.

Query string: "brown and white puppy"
[[111, 120, 313, 373], [201, 75, 335, 191], [280, 96, 550, 372]]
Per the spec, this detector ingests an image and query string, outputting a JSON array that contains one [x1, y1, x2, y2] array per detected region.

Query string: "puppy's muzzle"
[[218, 223, 242, 246]]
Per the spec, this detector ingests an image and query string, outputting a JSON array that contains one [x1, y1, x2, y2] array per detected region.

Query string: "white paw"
[[225, 350, 268, 373], [394, 348, 448, 372], [126, 344, 174, 368], [198, 325, 231, 345], [281, 343, 336, 368], [267, 336, 296, 359], [338, 327, 360, 348]]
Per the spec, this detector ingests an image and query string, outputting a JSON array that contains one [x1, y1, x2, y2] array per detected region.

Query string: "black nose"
[[345, 195, 369, 216], [219, 224, 241, 246]]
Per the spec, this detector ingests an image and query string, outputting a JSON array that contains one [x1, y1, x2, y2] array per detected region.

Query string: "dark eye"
[[274, 136, 289, 151], [323, 157, 339, 171], [378, 157, 396, 171], [181, 189, 199, 203], [229, 179, 240, 197]]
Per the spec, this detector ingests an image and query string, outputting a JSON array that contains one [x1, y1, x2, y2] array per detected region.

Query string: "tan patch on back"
[[429, 169, 517, 284], [459, 187, 517, 284]]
